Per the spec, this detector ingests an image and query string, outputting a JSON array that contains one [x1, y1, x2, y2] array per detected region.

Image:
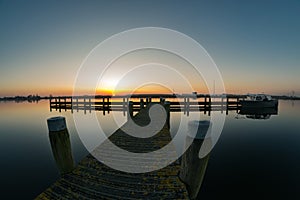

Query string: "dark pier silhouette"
[[49, 94, 247, 116]]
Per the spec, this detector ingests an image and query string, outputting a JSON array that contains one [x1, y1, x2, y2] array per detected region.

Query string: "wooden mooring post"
[[47, 116, 74, 174], [180, 120, 211, 199]]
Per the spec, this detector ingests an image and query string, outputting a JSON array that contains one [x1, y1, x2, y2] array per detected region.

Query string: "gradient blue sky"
[[0, 0, 299, 96]]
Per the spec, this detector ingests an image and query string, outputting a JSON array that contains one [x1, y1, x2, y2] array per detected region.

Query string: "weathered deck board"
[[36, 104, 189, 200]]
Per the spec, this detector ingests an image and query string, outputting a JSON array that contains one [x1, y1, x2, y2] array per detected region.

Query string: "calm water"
[[0, 100, 299, 199]]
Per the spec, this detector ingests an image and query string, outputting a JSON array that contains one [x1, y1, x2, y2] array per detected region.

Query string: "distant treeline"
[[0, 95, 49, 103], [271, 95, 300, 100]]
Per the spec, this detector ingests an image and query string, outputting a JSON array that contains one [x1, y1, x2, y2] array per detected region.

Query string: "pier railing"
[[49, 94, 246, 115]]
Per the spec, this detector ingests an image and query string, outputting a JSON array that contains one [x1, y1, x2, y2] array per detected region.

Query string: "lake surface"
[[0, 100, 299, 199]]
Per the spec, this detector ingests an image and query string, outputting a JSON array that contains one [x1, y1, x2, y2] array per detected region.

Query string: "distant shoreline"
[[0, 94, 299, 103]]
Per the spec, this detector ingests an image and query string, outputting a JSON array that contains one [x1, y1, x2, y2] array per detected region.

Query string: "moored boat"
[[239, 94, 278, 108]]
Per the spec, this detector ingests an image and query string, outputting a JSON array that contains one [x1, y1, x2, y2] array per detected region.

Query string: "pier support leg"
[[84, 98, 86, 114], [164, 101, 170, 129], [55, 98, 58, 111], [123, 98, 126, 116], [127, 101, 133, 121], [102, 97, 105, 115], [187, 97, 190, 117], [47, 117, 74, 174], [221, 97, 223, 114], [140, 99, 144, 110], [204, 97, 207, 114], [71, 98, 73, 113], [58, 98, 61, 113], [226, 97, 229, 115], [49, 97, 52, 112], [236, 98, 239, 113], [64, 98, 67, 111], [89, 98, 92, 113], [184, 97, 186, 115], [76, 98, 79, 112], [107, 98, 110, 114]]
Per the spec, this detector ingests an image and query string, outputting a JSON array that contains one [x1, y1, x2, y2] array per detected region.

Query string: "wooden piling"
[[221, 96, 224, 113], [49, 97, 52, 112], [58, 98, 61, 113], [84, 97, 86, 114], [102, 97, 105, 115], [140, 98, 144, 109], [179, 120, 211, 199], [47, 117, 74, 174], [236, 97, 239, 113], [226, 97, 229, 115], [187, 97, 190, 116], [107, 97, 110, 114], [76, 98, 79, 112], [71, 97, 73, 113], [164, 101, 170, 129], [89, 98, 92, 113], [64, 97, 67, 111], [55, 98, 57, 111], [123, 98, 126, 116], [127, 101, 133, 120], [204, 97, 207, 114], [184, 97, 186, 114]]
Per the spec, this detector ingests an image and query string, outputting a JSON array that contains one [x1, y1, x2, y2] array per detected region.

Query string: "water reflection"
[[4, 100, 300, 199], [237, 107, 278, 120]]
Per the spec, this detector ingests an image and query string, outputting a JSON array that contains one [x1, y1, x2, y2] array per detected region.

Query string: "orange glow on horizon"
[[96, 84, 177, 96], [1, 81, 293, 97]]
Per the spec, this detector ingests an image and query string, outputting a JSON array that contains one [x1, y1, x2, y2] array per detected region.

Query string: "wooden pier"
[[49, 94, 246, 115], [37, 104, 191, 199]]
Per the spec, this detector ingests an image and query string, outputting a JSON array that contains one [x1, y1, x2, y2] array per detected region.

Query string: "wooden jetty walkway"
[[37, 103, 190, 199], [49, 94, 246, 115]]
